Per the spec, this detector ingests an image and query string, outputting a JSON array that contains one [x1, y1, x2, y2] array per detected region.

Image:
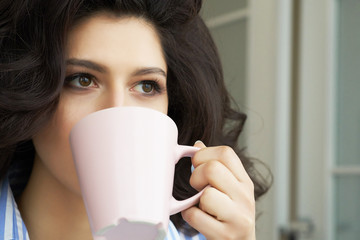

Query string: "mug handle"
[[170, 145, 204, 215]]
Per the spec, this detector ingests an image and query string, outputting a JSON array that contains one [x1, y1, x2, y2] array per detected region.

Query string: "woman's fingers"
[[182, 205, 225, 240], [190, 142, 254, 202], [192, 142, 252, 184], [198, 186, 237, 222], [190, 160, 246, 201], [184, 141, 256, 239]]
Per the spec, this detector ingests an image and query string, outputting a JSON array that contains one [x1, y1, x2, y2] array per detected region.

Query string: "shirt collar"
[[0, 177, 30, 240]]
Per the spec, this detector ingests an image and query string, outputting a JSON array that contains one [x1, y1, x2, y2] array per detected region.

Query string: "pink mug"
[[69, 107, 202, 240]]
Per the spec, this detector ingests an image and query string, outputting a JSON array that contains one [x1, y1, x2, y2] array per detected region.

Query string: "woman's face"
[[32, 14, 168, 194]]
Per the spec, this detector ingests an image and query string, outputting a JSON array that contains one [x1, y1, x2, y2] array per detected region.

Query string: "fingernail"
[[194, 140, 203, 145]]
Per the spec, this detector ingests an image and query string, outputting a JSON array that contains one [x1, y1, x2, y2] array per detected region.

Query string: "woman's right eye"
[[65, 73, 98, 89]]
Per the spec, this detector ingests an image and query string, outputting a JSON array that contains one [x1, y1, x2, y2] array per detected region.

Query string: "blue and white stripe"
[[167, 220, 181, 240], [0, 177, 204, 240], [179, 231, 207, 240], [0, 178, 30, 240]]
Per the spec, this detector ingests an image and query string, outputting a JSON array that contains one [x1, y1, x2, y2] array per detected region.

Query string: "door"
[[295, 0, 360, 239]]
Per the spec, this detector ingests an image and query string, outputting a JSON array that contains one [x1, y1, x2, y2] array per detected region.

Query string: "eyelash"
[[64, 72, 164, 95], [133, 80, 163, 96], [64, 73, 97, 89]]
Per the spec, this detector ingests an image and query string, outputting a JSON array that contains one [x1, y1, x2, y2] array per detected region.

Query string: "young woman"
[[0, 0, 271, 239]]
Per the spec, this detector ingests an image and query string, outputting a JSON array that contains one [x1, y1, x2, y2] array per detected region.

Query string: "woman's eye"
[[133, 81, 161, 95], [141, 82, 154, 93], [65, 73, 97, 89]]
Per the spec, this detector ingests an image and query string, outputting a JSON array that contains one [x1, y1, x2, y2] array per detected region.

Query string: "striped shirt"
[[0, 177, 205, 240]]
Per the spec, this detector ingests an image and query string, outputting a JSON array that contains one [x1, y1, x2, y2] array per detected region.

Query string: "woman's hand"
[[181, 141, 256, 240]]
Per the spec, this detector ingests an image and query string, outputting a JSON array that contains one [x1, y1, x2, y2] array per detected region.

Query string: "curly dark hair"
[[0, 0, 271, 235]]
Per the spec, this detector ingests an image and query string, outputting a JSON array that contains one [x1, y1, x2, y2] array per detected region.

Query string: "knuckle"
[[241, 215, 255, 231], [247, 182, 256, 204], [200, 187, 216, 204], [191, 150, 201, 165], [249, 197, 256, 210], [182, 208, 197, 223], [189, 173, 202, 191], [247, 179, 255, 193], [203, 160, 223, 177], [189, 173, 196, 186], [240, 185, 255, 210], [217, 145, 235, 159]]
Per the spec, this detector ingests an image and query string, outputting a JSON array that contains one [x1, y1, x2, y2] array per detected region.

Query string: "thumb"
[[191, 140, 206, 173], [194, 140, 206, 149]]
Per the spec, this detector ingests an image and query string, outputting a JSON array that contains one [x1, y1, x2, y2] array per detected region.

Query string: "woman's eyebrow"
[[66, 58, 107, 73], [66, 58, 166, 77], [133, 67, 167, 78]]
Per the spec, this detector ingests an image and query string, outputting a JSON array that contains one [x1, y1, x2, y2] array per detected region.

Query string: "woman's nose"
[[108, 93, 125, 108], [101, 87, 128, 109]]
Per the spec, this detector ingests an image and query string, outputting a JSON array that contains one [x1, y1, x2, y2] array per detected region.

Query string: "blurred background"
[[201, 0, 360, 240]]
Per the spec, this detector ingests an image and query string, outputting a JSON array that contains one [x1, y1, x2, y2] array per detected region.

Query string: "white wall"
[[247, 1, 293, 239]]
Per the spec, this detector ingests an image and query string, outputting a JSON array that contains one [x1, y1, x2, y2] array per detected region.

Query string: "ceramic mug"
[[69, 106, 202, 240]]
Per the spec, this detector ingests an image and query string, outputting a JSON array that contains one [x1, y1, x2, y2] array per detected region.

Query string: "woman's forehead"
[[65, 14, 167, 72]]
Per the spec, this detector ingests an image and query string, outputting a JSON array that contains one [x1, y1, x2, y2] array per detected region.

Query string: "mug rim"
[[70, 106, 177, 136]]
